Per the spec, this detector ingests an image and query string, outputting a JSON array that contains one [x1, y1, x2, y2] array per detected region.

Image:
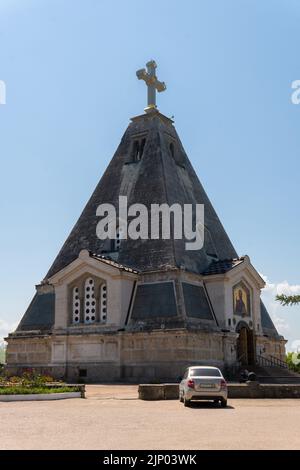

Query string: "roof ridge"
[[91, 252, 139, 274]]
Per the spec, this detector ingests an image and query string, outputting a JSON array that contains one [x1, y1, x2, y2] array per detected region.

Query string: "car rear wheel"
[[179, 392, 184, 403], [221, 399, 227, 408]]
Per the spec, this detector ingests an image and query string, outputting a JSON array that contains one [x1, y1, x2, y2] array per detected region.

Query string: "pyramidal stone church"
[[6, 61, 285, 382]]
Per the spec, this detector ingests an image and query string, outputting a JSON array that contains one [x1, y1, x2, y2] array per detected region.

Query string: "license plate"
[[199, 383, 215, 389]]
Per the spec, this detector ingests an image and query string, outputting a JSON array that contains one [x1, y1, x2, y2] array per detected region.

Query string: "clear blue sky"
[[0, 0, 299, 349]]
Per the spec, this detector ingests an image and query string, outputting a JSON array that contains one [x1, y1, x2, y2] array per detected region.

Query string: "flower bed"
[[0, 370, 57, 387], [0, 370, 84, 399]]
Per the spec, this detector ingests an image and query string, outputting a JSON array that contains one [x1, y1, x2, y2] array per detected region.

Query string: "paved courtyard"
[[0, 385, 299, 450]]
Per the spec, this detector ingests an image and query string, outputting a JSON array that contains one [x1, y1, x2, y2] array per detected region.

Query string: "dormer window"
[[132, 139, 146, 161], [128, 136, 147, 163], [132, 140, 140, 161], [139, 138, 146, 160]]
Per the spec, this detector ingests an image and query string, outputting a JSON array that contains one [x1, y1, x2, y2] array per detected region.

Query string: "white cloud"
[[260, 274, 300, 349], [0, 318, 18, 346], [275, 281, 300, 296], [260, 273, 300, 296], [271, 314, 290, 333]]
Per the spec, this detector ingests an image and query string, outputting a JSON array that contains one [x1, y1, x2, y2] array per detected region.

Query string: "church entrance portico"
[[236, 321, 255, 366]]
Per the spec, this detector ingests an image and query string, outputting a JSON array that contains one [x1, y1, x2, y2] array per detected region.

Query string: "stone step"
[[225, 365, 300, 384]]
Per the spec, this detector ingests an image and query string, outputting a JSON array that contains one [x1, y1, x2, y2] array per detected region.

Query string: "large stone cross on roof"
[[136, 60, 166, 113]]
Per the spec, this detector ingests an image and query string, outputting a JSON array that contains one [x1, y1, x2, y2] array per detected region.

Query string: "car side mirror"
[[177, 376, 183, 382]]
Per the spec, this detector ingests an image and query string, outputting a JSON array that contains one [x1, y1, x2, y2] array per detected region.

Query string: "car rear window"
[[189, 368, 221, 377]]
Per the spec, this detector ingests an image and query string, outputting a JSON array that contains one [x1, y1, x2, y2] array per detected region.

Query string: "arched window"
[[132, 140, 140, 161], [100, 283, 107, 323], [131, 138, 146, 162], [84, 277, 96, 324], [72, 286, 80, 324], [138, 138, 146, 160]]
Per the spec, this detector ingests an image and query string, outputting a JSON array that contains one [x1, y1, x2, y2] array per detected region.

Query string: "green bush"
[[286, 352, 300, 373], [0, 346, 5, 364]]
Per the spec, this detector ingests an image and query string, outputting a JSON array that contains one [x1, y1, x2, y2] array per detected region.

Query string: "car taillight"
[[187, 379, 195, 389], [221, 379, 227, 388]]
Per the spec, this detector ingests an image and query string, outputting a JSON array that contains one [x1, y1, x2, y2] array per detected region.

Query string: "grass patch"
[[0, 386, 80, 395]]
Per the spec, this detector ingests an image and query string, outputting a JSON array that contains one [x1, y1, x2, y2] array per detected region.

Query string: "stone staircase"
[[249, 365, 300, 384], [225, 354, 300, 384]]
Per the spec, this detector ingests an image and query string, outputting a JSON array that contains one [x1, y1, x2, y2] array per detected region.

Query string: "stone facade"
[[6, 328, 286, 383], [6, 250, 286, 382], [5, 329, 237, 382]]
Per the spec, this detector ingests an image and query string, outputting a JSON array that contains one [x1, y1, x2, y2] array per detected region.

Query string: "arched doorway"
[[236, 321, 255, 365]]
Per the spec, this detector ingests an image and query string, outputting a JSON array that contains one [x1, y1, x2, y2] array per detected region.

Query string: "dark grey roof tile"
[[202, 258, 244, 275], [17, 292, 55, 332], [45, 112, 237, 279]]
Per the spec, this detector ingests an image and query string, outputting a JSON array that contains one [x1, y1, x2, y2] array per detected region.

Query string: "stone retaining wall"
[[0, 392, 81, 402], [0, 383, 86, 399], [138, 383, 300, 400]]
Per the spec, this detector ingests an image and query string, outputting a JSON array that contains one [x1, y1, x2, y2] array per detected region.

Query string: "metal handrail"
[[256, 354, 273, 367], [256, 354, 288, 369], [268, 354, 288, 369]]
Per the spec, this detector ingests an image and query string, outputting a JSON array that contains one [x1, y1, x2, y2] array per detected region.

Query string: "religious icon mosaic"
[[233, 281, 251, 317]]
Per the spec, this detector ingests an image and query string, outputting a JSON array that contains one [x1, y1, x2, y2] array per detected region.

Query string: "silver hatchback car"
[[179, 366, 228, 407]]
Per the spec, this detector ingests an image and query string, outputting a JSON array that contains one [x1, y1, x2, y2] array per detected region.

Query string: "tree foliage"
[[286, 352, 300, 373], [0, 345, 6, 364], [276, 294, 300, 306]]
